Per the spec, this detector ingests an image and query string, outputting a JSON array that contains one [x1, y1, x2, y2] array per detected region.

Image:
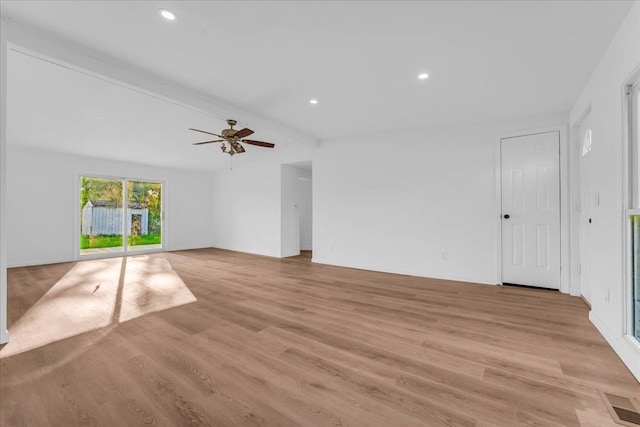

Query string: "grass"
[[128, 234, 162, 246], [80, 235, 122, 249], [80, 234, 161, 249]]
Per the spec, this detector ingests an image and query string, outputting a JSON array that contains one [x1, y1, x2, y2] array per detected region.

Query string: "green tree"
[[80, 177, 123, 208]]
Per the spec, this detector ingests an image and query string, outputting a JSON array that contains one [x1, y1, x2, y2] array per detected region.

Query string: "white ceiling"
[[1, 0, 634, 170], [7, 49, 268, 171]]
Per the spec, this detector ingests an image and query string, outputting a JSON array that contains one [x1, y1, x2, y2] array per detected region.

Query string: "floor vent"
[[601, 391, 640, 426]]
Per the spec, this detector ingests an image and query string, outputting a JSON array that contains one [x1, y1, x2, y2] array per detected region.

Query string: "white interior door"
[[579, 114, 592, 303], [299, 177, 312, 251], [501, 131, 561, 289]]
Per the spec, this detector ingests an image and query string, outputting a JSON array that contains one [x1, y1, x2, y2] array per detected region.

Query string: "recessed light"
[[159, 9, 176, 21], [309, 99, 318, 105], [418, 73, 429, 80]]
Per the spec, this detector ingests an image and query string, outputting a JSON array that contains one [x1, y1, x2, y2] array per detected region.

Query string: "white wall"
[[569, 2, 640, 381], [211, 146, 313, 257], [281, 165, 312, 257], [313, 113, 568, 285], [6, 146, 215, 267]]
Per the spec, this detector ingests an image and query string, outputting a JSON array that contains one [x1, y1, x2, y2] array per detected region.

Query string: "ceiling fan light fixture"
[[159, 9, 176, 21], [418, 73, 429, 80]]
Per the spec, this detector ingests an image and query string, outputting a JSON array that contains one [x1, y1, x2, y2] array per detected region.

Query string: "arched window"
[[582, 128, 592, 156]]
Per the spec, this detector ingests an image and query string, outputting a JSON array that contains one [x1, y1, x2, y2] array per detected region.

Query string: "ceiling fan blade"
[[192, 140, 224, 145], [189, 128, 224, 138], [234, 128, 254, 139], [242, 139, 275, 148]]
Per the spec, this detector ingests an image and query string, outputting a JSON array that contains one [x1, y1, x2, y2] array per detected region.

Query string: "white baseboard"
[[8, 256, 73, 268], [7, 244, 215, 268], [590, 311, 640, 382], [311, 256, 496, 286], [211, 245, 281, 259]]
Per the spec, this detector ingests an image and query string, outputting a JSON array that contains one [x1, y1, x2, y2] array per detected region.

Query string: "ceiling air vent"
[[601, 391, 640, 426]]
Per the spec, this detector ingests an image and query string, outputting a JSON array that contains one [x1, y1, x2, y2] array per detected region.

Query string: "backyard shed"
[[82, 200, 148, 236]]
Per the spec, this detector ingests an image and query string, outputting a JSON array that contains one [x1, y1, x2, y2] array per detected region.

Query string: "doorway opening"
[[299, 176, 313, 254], [281, 162, 312, 258]]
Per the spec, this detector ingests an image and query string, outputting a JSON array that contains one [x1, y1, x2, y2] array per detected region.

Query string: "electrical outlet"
[[441, 252, 448, 261], [330, 244, 335, 251]]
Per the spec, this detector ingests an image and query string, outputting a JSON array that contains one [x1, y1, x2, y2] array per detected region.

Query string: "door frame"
[[571, 107, 594, 304], [494, 125, 570, 294], [569, 106, 593, 301]]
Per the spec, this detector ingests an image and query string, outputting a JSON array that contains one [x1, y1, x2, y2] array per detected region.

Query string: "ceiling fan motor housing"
[[222, 119, 238, 138]]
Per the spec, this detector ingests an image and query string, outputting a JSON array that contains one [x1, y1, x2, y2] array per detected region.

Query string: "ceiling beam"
[[3, 18, 318, 148]]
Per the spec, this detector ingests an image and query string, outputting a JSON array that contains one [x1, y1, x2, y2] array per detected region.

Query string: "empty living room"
[[1, 1, 640, 426]]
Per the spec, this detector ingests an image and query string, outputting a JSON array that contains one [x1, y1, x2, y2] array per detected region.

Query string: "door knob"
[[503, 214, 510, 219]]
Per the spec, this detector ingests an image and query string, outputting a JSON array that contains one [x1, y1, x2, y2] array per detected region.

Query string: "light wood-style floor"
[[1, 248, 638, 426]]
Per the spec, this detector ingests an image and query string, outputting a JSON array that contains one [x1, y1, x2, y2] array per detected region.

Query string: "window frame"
[[625, 71, 640, 344]]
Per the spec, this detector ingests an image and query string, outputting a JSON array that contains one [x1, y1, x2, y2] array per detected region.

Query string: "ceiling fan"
[[189, 119, 275, 156]]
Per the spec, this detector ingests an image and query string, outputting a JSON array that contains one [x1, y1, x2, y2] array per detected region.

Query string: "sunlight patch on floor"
[[1, 254, 196, 358], [118, 255, 197, 322]]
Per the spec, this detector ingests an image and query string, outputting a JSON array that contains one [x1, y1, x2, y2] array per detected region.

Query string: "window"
[[80, 176, 163, 256], [628, 80, 640, 341], [582, 128, 592, 156]]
